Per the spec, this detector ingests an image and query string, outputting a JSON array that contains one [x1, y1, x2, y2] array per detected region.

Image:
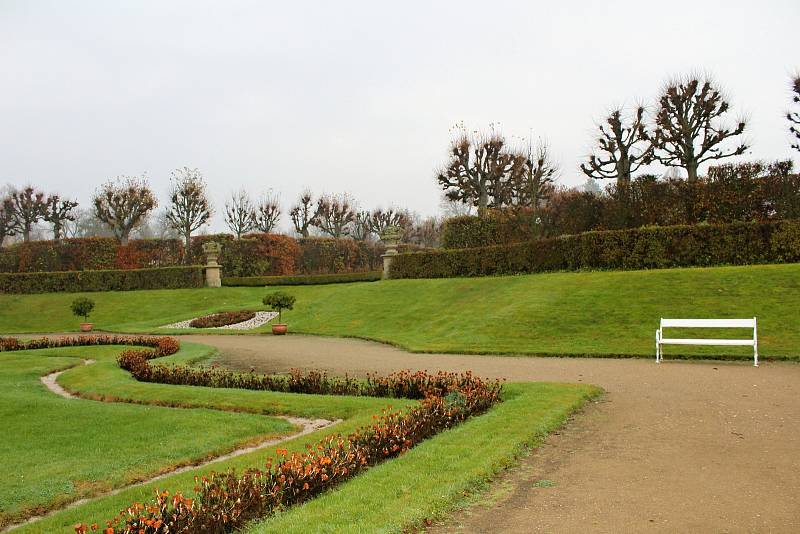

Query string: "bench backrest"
[[660, 318, 756, 329]]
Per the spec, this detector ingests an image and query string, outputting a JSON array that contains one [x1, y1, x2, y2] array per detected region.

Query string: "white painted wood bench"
[[656, 318, 759, 366]]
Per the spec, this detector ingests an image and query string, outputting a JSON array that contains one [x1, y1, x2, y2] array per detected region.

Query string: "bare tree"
[[513, 138, 559, 210], [652, 76, 748, 182], [165, 167, 213, 251], [788, 75, 800, 153], [254, 194, 281, 233], [44, 194, 79, 241], [6, 186, 47, 242], [224, 190, 256, 239], [0, 199, 15, 246], [93, 176, 158, 245], [289, 190, 317, 237], [439, 193, 474, 218], [351, 210, 371, 241], [406, 216, 442, 248], [436, 124, 526, 212], [313, 193, 355, 238], [581, 106, 653, 187], [368, 208, 411, 237]]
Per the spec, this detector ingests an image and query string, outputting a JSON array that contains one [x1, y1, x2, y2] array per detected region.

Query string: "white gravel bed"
[[161, 311, 279, 330]]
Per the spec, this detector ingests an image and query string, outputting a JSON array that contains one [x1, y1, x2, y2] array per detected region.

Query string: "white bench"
[[656, 318, 759, 366]]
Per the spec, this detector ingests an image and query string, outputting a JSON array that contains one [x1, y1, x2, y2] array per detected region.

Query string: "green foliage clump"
[[262, 291, 296, 323], [223, 271, 382, 287], [70, 297, 95, 321]]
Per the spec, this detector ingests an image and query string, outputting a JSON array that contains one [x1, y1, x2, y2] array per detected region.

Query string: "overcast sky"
[[1, 0, 798, 233]]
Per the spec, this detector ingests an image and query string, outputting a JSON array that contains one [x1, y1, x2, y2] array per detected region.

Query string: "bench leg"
[[655, 330, 660, 363]]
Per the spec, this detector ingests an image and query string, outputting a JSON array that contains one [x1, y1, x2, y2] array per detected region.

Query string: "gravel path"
[[182, 334, 800, 533]]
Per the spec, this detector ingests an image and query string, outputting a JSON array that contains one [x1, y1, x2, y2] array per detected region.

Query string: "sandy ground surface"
[[183, 334, 800, 533]]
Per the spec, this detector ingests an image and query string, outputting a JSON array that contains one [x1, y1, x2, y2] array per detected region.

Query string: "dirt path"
[[184, 334, 800, 533]]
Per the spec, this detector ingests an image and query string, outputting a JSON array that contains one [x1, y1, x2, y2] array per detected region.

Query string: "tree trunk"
[[686, 160, 699, 183], [119, 231, 130, 246], [184, 231, 192, 263]]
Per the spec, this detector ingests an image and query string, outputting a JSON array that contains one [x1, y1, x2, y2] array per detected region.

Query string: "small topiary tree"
[[70, 297, 95, 322], [262, 291, 295, 324]]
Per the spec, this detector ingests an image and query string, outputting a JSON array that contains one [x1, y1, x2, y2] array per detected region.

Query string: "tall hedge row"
[[0, 266, 204, 293], [442, 172, 800, 249], [0, 235, 390, 277], [390, 220, 800, 279]]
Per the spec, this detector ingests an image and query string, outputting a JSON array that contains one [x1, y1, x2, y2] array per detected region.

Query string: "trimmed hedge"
[[390, 220, 800, 279], [223, 271, 382, 286], [0, 266, 204, 293]]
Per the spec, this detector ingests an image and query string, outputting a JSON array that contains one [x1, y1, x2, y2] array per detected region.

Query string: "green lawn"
[[1, 264, 799, 359], [3, 342, 599, 533], [0, 344, 295, 528]]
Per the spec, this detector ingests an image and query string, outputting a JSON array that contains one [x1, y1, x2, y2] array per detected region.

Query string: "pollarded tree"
[[436, 124, 527, 212], [0, 199, 15, 246], [44, 194, 79, 241], [788, 75, 800, 152], [254, 194, 281, 233], [513, 138, 559, 210], [289, 190, 316, 238], [351, 210, 371, 241], [6, 186, 47, 242], [652, 76, 748, 182], [224, 190, 256, 239], [93, 176, 158, 245], [368, 208, 411, 238], [581, 106, 653, 187], [165, 167, 213, 251], [313, 193, 355, 238]]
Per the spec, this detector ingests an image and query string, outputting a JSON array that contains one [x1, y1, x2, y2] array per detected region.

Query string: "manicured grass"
[[11, 359, 598, 534], [0, 344, 294, 528], [1, 264, 799, 359]]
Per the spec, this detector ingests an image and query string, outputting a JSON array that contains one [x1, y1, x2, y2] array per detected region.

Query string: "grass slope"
[[1, 264, 798, 358], [0, 344, 293, 527]]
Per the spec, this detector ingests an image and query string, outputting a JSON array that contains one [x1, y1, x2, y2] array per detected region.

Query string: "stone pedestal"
[[379, 226, 402, 279], [202, 241, 222, 288]]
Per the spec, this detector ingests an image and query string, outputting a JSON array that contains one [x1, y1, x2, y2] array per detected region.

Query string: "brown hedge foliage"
[[393, 220, 800, 279]]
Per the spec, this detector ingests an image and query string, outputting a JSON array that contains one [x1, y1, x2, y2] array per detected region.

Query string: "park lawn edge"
[[244, 382, 602, 533]]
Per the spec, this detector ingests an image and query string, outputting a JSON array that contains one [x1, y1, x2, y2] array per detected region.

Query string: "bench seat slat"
[[659, 338, 754, 346], [660, 319, 755, 328]]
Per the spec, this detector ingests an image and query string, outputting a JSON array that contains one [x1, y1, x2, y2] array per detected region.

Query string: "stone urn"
[[202, 241, 222, 288], [379, 226, 402, 279]]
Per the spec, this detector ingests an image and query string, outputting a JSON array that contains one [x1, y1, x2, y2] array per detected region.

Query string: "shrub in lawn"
[[70, 297, 95, 322], [188, 310, 256, 328], [262, 291, 296, 323]]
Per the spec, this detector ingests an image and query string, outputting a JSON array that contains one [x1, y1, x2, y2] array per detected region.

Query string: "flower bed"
[[188, 310, 256, 328]]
